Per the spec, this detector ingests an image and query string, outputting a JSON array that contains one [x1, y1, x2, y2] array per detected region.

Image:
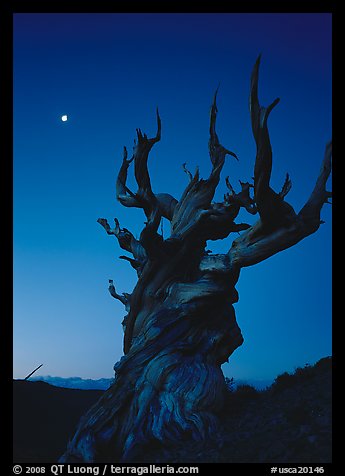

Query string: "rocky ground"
[[13, 357, 331, 463]]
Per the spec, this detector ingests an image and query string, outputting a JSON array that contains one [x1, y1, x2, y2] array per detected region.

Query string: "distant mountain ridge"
[[30, 375, 113, 390], [29, 375, 272, 390]]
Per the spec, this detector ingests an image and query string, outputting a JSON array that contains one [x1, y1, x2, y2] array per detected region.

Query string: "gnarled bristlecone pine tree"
[[60, 56, 332, 463]]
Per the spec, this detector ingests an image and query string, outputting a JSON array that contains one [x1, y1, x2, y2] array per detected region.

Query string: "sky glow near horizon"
[[13, 13, 332, 381]]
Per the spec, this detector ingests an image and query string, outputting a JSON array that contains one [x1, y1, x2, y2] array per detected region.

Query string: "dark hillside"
[[13, 380, 103, 462], [218, 356, 332, 463]]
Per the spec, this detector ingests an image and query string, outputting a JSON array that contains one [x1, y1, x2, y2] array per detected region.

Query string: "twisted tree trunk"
[[60, 56, 331, 463]]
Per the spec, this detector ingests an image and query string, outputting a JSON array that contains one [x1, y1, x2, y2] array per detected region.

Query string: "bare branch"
[[134, 109, 161, 203], [155, 193, 178, 221], [232, 180, 257, 215], [116, 147, 142, 208], [229, 141, 332, 268], [299, 141, 332, 222], [227, 59, 331, 269], [119, 255, 142, 271], [170, 91, 240, 241], [279, 173, 292, 199], [115, 112, 177, 225], [209, 89, 238, 178], [250, 55, 296, 231], [125, 109, 169, 249], [225, 176, 236, 196], [182, 162, 193, 182], [97, 218, 114, 235], [108, 279, 130, 311], [97, 217, 147, 266]]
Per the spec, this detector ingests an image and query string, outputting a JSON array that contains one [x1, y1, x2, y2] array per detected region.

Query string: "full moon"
[[61, 115, 68, 122]]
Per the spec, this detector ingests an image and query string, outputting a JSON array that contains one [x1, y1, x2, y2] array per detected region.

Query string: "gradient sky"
[[13, 13, 332, 382]]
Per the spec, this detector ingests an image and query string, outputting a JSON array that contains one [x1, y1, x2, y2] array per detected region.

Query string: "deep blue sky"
[[13, 13, 332, 382]]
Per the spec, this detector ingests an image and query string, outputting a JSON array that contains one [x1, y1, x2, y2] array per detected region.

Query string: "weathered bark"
[[60, 57, 331, 463]]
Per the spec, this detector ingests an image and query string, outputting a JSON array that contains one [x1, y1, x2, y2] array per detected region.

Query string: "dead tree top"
[[97, 55, 332, 354]]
